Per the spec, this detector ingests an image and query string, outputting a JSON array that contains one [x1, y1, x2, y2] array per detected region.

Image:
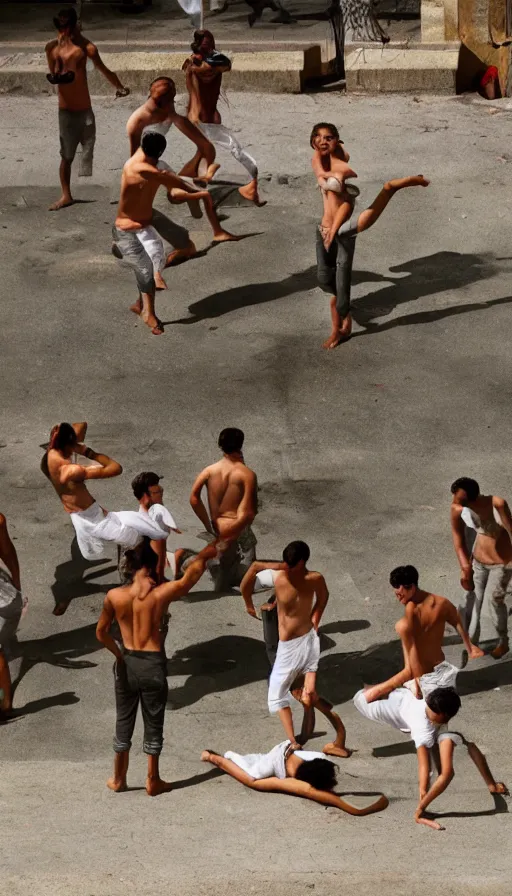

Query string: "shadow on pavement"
[[51, 536, 117, 614]]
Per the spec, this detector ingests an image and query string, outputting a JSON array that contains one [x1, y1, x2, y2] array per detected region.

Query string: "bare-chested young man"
[[183, 30, 265, 205], [45, 7, 129, 211], [364, 565, 484, 705], [41, 423, 173, 604], [256, 540, 340, 755], [183, 427, 257, 590], [96, 540, 218, 795], [241, 561, 351, 758], [310, 122, 429, 349], [451, 477, 512, 659], [113, 130, 238, 333]]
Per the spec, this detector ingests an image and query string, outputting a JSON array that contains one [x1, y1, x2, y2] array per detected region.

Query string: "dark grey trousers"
[[315, 221, 357, 319], [112, 225, 155, 294], [113, 650, 168, 755]]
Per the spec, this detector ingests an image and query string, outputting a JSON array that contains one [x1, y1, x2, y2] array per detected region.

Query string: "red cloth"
[[480, 66, 499, 87]]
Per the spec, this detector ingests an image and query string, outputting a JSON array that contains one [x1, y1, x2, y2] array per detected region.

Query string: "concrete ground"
[[1, 92, 512, 896]]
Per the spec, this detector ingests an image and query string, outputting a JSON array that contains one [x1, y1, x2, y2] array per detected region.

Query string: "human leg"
[[466, 740, 509, 793], [0, 650, 13, 714], [315, 695, 352, 758], [110, 658, 139, 790], [468, 559, 488, 643], [135, 225, 167, 290], [347, 176, 429, 236], [488, 565, 512, 657], [187, 188, 240, 242], [315, 227, 346, 350], [268, 641, 303, 748], [112, 226, 163, 334], [49, 110, 82, 210], [78, 110, 96, 178], [200, 123, 264, 204], [138, 652, 172, 795]]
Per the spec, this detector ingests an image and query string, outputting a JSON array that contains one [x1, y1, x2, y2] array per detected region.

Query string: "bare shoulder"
[[306, 570, 324, 584], [450, 503, 463, 520], [83, 38, 97, 57], [0, 513, 6, 529], [45, 38, 58, 53], [492, 495, 507, 509]]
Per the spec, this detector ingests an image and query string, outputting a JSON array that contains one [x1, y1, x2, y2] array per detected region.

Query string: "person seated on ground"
[[354, 685, 508, 830], [201, 742, 388, 815], [476, 66, 501, 100]]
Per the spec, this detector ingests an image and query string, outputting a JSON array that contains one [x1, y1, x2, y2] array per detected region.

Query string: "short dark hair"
[[283, 540, 310, 568], [150, 76, 175, 89], [141, 131, 167, 159], [450, 477, 480, 501], [53, 8, 77, 29], [389, 565, 419, 589], [131, 472, 161, 500], [426, 687, 461, 720], [310, 122, 340, 148], [123, 539, 158, 582], [295, 758, 337, 791], [218, 427, 244, 454]]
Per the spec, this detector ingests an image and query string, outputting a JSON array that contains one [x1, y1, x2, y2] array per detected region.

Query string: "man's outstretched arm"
[[414, 741, 454, 831], [240, 560, 284, 618], [86, 43, 129, 96], [445, 601, 484, 659], [157, 543, 218, 607]]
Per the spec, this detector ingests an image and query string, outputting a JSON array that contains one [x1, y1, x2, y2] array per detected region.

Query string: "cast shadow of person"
[[10, 622, 102, 717], [165, 629, 340, 710], [51, 536, 118, 615], [169, 266, 387, 325], [350, 250, 503, 333]]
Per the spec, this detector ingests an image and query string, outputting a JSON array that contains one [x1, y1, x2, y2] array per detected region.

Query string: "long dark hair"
[[41, 422, 77, 478]]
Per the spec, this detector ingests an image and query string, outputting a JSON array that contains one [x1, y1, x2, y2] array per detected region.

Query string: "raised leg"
[[353, 176, 429, 235]]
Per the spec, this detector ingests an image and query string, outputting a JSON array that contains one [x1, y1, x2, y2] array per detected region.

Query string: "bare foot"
[[212, 231, 241, 243], [49, 196, 75, 211], [165, 245, 197, 267], [130, 299, 142, 316], [146, 777, 173, 796], [141, 311, 164, 336], [322, 330, 348, 350], [239, 180, 267, 206], [323, 742, 353, 759], [384, 175, 430, 193], [154, 271, 168, 290], [490, 782, 509, 795], [194, 163, 221, 186], [415, 814, 445, 831], [491, 641, 509, 660], [107, 777, 127, 792]]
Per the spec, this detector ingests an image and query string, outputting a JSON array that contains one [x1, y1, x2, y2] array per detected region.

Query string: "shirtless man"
[[45, 7, 129, 211], [310, 122, 429, 349], [451, 477, 512, 659], [259, 541, 336, 754], [113, 131, 237, 332], [186, 427, 257, 590], [41, 423, 173, 602], [96, 540, 218, 795], [364, 565, 484, 705], [241, 561, 351, 758], [0, 514, 24, 719], [118, 472, 181, 585], [183, 30, 265, 205], [354, 685, 508, 831]]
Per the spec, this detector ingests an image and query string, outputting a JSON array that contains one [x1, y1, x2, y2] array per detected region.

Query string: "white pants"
[[197, 123, 258, 181], [268, 628, 320, 712], [70, 502, 174, 561], [405, 660, 459, 699], [135, 226, 166, 276], [224, 740, 328, 780]]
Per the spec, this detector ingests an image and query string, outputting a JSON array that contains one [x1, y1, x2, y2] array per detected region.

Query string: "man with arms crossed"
[[46, 7, 129, 211], [355, 686, 508, 830], [451, 476, 512, 658], [364, 565, 483, 704], [96, 540, 217, 795], [113, 131, 238, 334], [185, 427, 257, 590]]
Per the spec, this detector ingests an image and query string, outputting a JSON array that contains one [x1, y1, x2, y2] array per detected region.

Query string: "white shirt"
[[355, 687, 438, 749]]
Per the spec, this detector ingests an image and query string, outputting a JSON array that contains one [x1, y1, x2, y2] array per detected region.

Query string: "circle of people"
[[0, 8, 508, 833]]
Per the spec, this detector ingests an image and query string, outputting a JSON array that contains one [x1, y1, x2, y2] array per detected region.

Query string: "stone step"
[[345, 45, 460, 93]]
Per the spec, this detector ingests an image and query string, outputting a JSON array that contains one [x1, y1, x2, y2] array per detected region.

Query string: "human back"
[[207, 457, 250, 524], [405, 592, 452, 672], [108, 582, 165, 652], [115, 150, 161, 230], [274, 568, 317, 641]]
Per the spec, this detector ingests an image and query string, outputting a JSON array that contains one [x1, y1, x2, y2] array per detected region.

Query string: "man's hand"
[[116, 86, 130, 98], [414, 807, 445, 831], [363, 685, 384, 704], [468, 643, 485, 659], [460, 568, 474, 591], [245, 603, 259, 620]]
